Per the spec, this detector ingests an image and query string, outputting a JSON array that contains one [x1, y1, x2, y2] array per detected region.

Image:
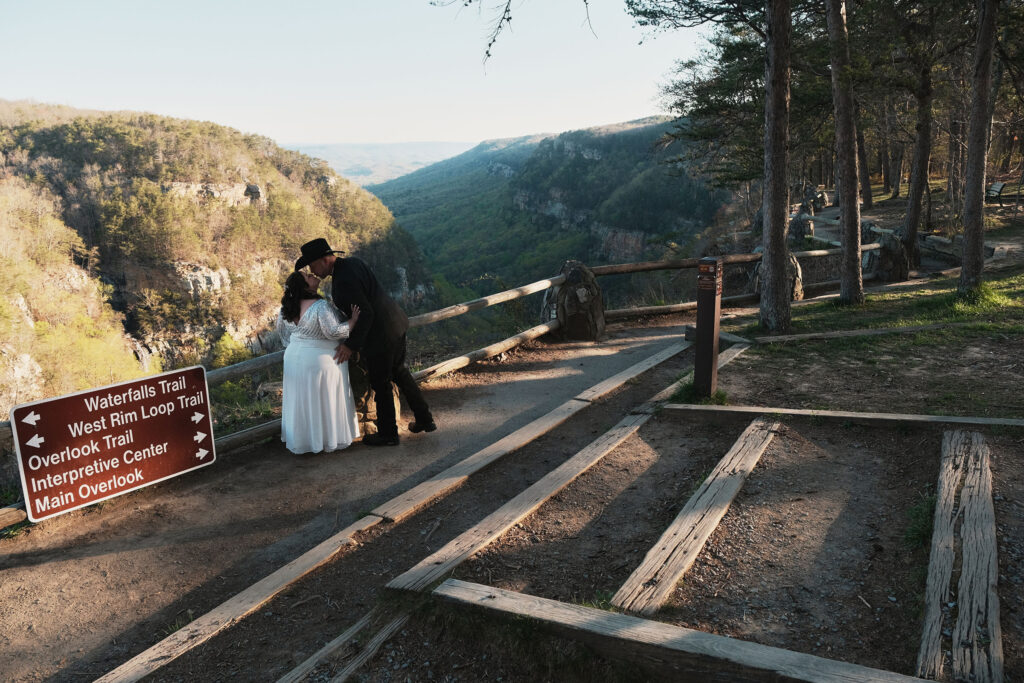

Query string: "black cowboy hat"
[[294, 238, 345, 271]]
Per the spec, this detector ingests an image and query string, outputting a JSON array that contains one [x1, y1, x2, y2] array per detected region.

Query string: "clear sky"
[[0, 1, 706, 145]]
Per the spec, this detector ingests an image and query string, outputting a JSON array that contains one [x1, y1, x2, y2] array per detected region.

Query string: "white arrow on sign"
[[193, 432, 207, 443], [21, 411, 41, 426], [195, 448, 209, 460], [26, 434, 45, 448], [191, 412, 204, 424]]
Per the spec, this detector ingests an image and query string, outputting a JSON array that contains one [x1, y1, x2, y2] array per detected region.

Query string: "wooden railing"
[[0, 243, 879, 521]]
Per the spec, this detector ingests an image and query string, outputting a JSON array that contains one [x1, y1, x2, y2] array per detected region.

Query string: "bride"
[[275, 270, 361, 454]]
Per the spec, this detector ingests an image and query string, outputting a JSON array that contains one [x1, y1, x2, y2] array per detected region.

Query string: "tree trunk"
[[999, 131, 1015, 174], [999, 133, 1016, 174], [880, 145, 891, 194], [827, 0, 864, 304], [904, 66, 933, 268], [856, 102, 873, 210], [961, 0, 1000, 294], [947, 114, 965, 220], [886, 96, 903, 199], [760, 0, 793, 333], [890, 144, 904, 198]]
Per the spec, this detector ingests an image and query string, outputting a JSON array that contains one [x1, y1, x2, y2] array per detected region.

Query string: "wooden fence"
[[0, 243, 878, 520]]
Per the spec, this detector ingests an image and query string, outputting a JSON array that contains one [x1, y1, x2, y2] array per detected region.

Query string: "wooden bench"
[[985, 181, 1006, 206]]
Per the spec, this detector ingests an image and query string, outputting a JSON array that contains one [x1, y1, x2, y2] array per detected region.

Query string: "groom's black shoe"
[[363, 432, 400, 447], [408, 420, 437, 434]]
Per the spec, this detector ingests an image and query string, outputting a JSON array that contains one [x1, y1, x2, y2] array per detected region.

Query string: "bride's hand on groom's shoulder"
[[349, 304, 361, 327]]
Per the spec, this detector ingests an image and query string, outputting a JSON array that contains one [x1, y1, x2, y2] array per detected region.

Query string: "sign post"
[[694, 257, 723, 398], [10, 366, 216, 522]]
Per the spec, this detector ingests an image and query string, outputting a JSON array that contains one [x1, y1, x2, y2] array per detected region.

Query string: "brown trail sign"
[[10, 366, 216, 522]]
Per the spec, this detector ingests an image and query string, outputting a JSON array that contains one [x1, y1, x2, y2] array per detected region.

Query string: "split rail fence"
[[0, 242, 879, 527]]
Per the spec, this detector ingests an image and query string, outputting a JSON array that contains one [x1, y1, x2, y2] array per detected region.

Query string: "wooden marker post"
[[693, 257, 723, 398]]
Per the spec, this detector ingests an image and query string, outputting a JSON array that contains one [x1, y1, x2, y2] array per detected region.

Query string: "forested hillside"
[[369, 118, 729, 296], [0, 100, 431, 410]]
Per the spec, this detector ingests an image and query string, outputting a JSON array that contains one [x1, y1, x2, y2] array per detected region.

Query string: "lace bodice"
[[275, 299, 351, 346]]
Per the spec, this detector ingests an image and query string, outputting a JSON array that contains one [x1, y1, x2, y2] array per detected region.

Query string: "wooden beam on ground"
[[753, 322, 971, 345], [276, 609, 378, 683], [917, 430, 962, 679], [412, 321, 560, 382], [388, 410, 651, 593], [951, 432, 1003, 683], [917, 431, 1003, 682], [664, 404, 1024, 428], [612, 417, 780, 615], [408, 276, 565, 328], [373, 340, 691, 524], [95, 515, 381, 683], [434, 580, 927, 682], [329, 611, 411, 683]]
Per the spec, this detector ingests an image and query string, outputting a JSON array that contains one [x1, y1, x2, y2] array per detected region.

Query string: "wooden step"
[[917, 431, 1003, 682], [434, 579, 927, 682], [664, 404, 1024, 428], [612, 417, 779, 615], [276, 609, 378, 683]]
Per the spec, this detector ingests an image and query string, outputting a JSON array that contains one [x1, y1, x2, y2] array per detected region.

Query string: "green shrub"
[[210, 332, 250, 368]]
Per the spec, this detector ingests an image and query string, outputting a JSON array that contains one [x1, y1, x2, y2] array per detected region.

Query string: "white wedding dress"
[[275, 299, 360, 454]]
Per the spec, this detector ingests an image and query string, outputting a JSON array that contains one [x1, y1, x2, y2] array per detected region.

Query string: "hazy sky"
[[1, 1, 706, 145]]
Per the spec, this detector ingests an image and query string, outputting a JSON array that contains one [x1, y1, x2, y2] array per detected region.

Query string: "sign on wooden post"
[[693, 257, 723, 398], [10, 367, 216, 522]]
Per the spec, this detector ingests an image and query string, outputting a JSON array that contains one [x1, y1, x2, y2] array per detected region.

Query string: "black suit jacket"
[[331, 257, 408, 355]]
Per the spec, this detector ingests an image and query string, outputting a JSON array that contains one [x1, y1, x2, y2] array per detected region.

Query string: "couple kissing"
[[275, 238, 435, 454]]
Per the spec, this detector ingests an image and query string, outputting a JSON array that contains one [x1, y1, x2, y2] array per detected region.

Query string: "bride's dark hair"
[[280, 271, 319, 323]]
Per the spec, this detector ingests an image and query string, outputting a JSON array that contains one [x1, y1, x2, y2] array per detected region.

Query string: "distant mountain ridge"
[[368, 116, 728, 298], [290, 141, 476, 186]]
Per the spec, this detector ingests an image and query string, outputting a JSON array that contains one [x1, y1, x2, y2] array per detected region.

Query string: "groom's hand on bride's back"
[[334, 343, 353, 363]]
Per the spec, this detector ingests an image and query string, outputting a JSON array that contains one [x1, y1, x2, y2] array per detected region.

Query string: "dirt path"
[[0, 318, 694, 682]]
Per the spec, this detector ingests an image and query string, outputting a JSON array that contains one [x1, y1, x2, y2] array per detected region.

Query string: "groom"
[[295, 238, 435, 446]]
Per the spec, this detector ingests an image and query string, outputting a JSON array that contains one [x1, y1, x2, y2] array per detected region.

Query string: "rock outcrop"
[[163, 182, 268, 207]]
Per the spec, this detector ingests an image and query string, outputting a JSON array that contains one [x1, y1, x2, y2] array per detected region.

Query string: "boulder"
[[544, 260, 606, 341], [750, 252, 803, 301]]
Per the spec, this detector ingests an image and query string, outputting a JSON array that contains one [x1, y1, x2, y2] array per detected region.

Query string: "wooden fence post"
[[694, 257, 723, 398]]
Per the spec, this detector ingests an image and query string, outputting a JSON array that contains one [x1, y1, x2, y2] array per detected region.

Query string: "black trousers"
[[366, 335, 431, 437]]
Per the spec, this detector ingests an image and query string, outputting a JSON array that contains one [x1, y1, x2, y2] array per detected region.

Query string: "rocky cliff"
[[0, 100, 433, 375]]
